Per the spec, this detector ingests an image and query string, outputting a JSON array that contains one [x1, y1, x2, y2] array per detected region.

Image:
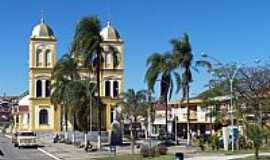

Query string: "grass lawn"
[[233, 156, 270, 160], [92, 155, 174, 160], [203, 146, 270, 156]]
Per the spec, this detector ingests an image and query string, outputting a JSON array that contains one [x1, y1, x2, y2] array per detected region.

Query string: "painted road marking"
[[5, 134, 61, 160], [38, 148, 62, 160]]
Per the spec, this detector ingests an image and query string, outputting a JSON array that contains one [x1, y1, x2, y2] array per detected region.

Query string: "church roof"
[[100, 21, 121, 41], [31, 19, 55, 39]]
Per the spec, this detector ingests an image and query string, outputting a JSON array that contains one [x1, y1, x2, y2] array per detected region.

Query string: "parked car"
[[13, 131, 38, 148]]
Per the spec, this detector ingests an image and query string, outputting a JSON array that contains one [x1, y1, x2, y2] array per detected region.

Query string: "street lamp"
[[229, 59, 260, 152], [201, 52, 260, 152]]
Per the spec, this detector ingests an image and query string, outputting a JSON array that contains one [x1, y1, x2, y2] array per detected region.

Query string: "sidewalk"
[[39, 139, 115, 160], [39, 140, 202, 160], [37, 137, 270, 160]]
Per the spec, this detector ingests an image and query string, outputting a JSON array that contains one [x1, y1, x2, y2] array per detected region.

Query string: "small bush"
[[209, 134, 220, 151], [238, 135, 247, 150], [64, 139, 72, 144], [149, 146, 159, 157], [158, 145, 167, 155], [140, 145, 151, 157], [199, 137, 205, 151], [140, 144, 166, 157]]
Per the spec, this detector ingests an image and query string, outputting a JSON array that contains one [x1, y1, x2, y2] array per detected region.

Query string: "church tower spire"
[[40, 10, 45, 23]]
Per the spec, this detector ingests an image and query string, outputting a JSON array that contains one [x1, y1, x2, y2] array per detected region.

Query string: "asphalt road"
[[0, 134, 54, 160]]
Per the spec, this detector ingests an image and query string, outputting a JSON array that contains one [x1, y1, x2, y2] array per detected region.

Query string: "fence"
[[36, 130, 109, 144]]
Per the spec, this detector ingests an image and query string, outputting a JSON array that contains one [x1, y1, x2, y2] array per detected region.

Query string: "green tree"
[[65, 80, 97, 132], [171, 33, 211, 145], [71, 16, 120, 145], [121, 89, 148, 154], [51, 54, 79, 132], [145, 52, 181, 137]]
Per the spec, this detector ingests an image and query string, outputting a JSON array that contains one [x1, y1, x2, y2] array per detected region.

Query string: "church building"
[[14, 18, 124, 133]]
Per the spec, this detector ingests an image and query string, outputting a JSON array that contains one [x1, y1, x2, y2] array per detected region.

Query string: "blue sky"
[[0, 0, 270, 98]]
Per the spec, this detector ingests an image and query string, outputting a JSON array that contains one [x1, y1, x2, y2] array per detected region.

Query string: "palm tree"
[[171, 33, 211, 145], [121, 89, 148, 154], [247, 124, 269, 159], [71, 16, 120, 148], [145, 52, 181, 138], [71, 16, 103, 147], [51, 54, 79, 132], [143, 91, 155, 139]]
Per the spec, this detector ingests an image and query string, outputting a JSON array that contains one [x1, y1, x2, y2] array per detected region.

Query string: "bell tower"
[[28, 18, 59, 132], [100, 21, 124, 130]]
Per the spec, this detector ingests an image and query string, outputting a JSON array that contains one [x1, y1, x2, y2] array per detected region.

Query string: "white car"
[[13, 131, 38, 149]]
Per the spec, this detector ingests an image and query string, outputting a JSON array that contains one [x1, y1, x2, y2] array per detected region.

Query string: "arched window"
[[39, 109, 48, 125], [45, 49, 51, 66], [36, 49, 42, 66], [45, 80, 50, 97], [113, 81, 119, 97], [106, 53, 112, 66], [36, 80, 42, 97], [105, 81, 111, 97]]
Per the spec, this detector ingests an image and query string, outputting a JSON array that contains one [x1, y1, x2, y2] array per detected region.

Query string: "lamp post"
[[201, 52, 260, 152], [229, 65, 242, 152]]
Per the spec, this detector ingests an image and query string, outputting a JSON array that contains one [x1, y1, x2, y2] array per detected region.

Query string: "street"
[[0, 134, 54, 160]]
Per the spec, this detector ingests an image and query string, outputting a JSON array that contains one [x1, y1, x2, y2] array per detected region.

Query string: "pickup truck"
[[12, 131, 38, 149]]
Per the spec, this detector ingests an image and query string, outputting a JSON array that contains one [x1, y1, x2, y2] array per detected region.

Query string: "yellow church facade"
[[14, 19, 124, 133]]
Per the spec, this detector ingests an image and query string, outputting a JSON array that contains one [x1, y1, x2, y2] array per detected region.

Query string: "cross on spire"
[[106, 0, 112, 26], [40, 9, 45, 23]]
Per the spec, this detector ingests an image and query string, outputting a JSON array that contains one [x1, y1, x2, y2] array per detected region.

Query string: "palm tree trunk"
[[88, 69, 92, 133], [73, 113, 76, 144], [165, 96, 168, 140], [255, 145, 259, 159], [147, 92, 152, 139], [60, 104, 63, 131], [147, 107, 151, 139], [131, 126, 135, 154], [64, 107, 68, 140], [210, 106, 213, 136], [97, 47, 102, 150], [186, 85, 191, 146], [65, 109, 68, 132]]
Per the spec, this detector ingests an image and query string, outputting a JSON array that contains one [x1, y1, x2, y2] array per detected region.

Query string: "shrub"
[[247, 124, 268, 159], [238, 135, 247, 150], [158, 145, 168, 155], [140, 144, 163, 157], [140, 144, 150, 157], [64, 139, 72, 144], [199, 137, 205, 151], [209, 134, 220, 151], [149, 146, 159, 157]]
